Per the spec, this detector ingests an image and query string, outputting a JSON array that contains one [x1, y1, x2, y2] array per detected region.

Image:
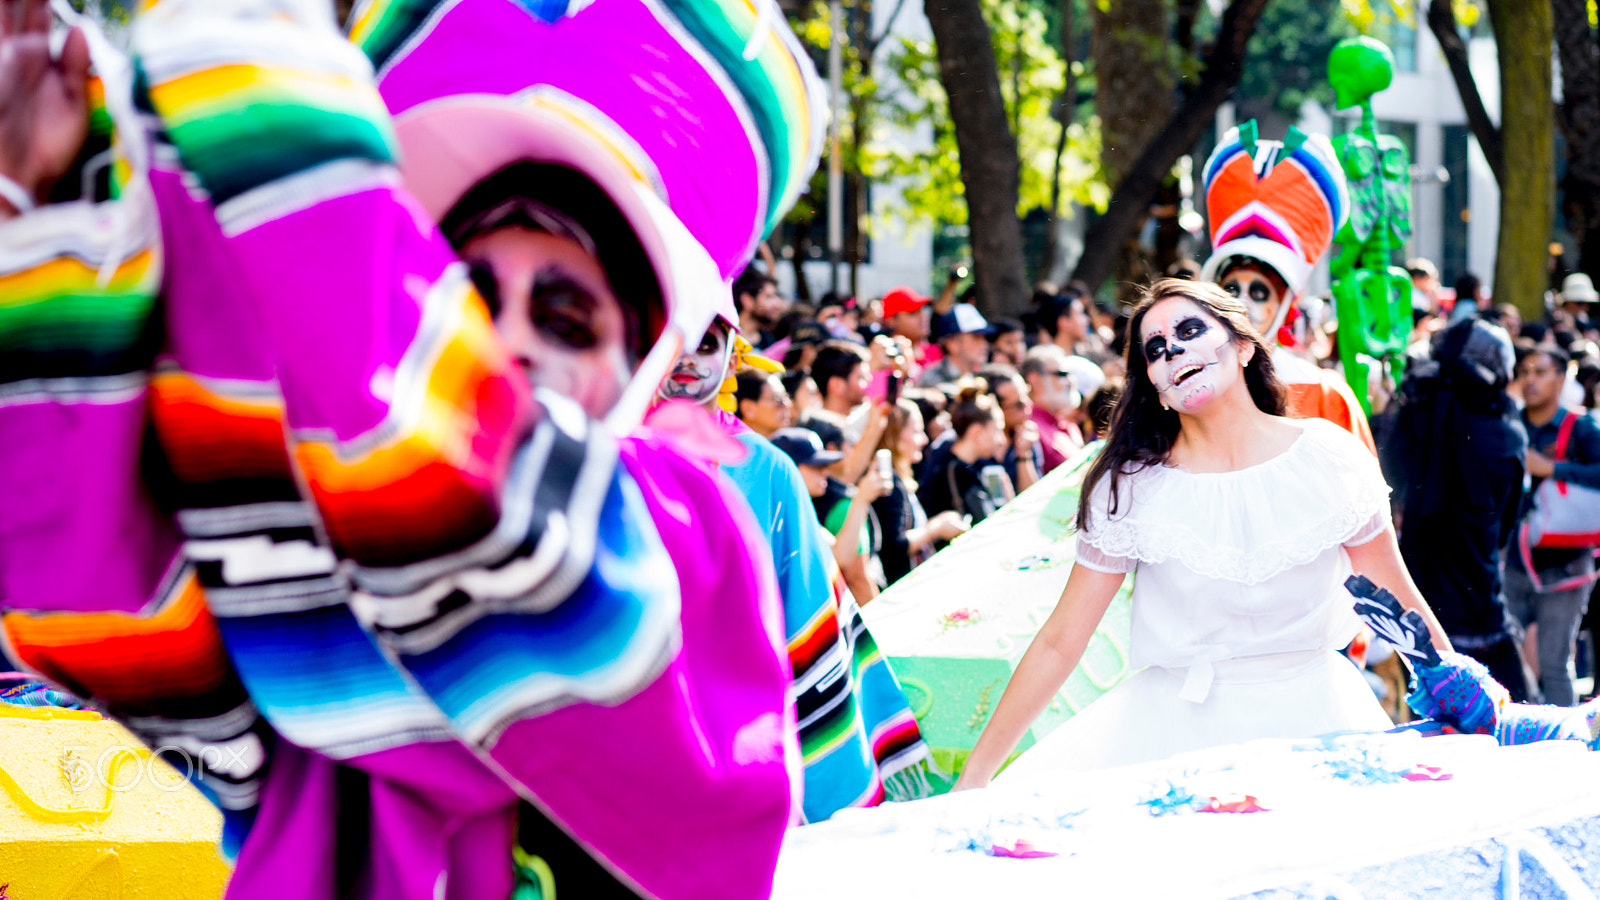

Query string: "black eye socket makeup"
[[1144, 315, 1212, 365], [1176, 317, 1208, 340], [695, 333, 722, 355], [1222, 277, 1274, 306], [530, 270, 602, 350]]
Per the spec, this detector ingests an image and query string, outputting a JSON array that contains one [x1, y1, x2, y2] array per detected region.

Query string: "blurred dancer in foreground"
[[0, 0, 825, 895]]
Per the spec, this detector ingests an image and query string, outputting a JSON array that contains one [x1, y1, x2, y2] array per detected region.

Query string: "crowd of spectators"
[[731, 266, 1124, 598], [1387, 262, 1600, 708], [735, 253, 1600, 712]]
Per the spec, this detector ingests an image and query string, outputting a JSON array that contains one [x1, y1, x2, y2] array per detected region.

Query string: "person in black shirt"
[[1505, 345, 1600, 705], [918, 383, 1013, 525], [733, 266, 783, 349], [1389, 317, 1531, 699], [872, 399, 969, 583], [978, 364, 1043, 493]]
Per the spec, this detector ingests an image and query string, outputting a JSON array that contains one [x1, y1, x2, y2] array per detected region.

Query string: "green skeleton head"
[[1328, 36, 1394, 111]]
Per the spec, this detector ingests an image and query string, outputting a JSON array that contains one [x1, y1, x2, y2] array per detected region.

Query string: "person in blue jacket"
[[657, 317, 936, 821]]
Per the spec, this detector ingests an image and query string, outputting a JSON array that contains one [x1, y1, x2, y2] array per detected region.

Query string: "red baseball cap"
[[881, 286, 932, 318]]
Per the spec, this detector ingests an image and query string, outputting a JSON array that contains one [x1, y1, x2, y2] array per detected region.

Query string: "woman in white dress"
[[954, 279, 1451, 787]]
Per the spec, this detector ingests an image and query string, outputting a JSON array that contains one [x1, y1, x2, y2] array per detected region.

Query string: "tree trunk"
[[1069, 0, 1272, 295], [1041, 0, 1076, 281], [847, 100, 866, 299], [1553, 0, 1600, 280], [1091, 0, 1173, 187], [1174, 0, 1202, 55], [1486, 0, 1554, 318], [925, 0, 1030, 315], [1090, 0, 1176, 301], [1426, 0, 1505, 185]]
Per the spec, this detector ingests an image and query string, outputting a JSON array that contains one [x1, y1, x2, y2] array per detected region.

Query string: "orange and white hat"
[[1200, 121, 1348, 299]]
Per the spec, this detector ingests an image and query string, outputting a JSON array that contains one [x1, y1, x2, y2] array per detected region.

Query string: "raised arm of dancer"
[[1346, 526, 1453, 653], [833, 472, 885, 604], [952, 563, 1126, 790]]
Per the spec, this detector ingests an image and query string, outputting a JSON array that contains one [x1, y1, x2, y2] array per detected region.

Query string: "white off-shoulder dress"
[[997, 418, 1395, 780]]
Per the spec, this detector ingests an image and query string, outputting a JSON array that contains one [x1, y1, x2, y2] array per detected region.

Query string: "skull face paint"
[[1220, 267, 1281, 334], [1140, 298, 1243, 413], [659, 320, 734, 405]]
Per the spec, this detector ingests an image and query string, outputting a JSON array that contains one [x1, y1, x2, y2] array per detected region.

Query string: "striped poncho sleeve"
[[0, 0, 680, 862]]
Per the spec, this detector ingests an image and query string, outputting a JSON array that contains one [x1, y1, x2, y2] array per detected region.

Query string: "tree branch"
[[1426, 0, 1504, 185], [1068, 0, 1271, 294], [1553, 0, 1600, 185], [1174, 0, 1202, 56], [1551, 0, 1600, 276], [925, 0, 1030, 313], [870, 0, 912, 53], [1043, 0, 1076, 279]]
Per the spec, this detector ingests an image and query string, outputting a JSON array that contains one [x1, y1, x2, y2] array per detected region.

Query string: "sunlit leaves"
[[871, 0, 1108, 227], [1342, 0, 1479, 31]]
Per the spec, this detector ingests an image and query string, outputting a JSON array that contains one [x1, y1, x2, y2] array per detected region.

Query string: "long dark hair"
[[1075, 278, 1286, 531]]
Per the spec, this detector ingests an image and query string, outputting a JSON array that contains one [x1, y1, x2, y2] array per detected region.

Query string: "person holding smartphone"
[[775, 428, 890, 602], [978, 363, 1042, 494], [873, 399, 970, 583]]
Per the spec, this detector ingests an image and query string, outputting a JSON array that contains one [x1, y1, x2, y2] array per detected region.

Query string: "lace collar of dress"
[[1078, 420, 1390, 585]]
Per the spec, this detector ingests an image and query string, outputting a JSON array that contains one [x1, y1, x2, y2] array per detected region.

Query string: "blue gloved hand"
[[1405, 650, 1509, 736], [1346, 574, 1440, 668]]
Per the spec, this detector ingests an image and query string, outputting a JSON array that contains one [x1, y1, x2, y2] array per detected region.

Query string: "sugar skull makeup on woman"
[[1141, 298, 1250, 414], [1106, 277, 1286, 478]]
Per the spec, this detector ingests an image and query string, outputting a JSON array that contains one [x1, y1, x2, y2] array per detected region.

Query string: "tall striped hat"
[[1200, 120, 1348, 297], [352, 0, 823, 285], [349, 0, 823, 427]]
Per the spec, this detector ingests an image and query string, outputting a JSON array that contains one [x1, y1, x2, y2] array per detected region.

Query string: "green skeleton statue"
[[1328, 36, 1412, 414]]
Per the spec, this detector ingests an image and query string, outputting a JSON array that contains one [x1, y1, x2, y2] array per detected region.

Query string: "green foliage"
[[794, 6, 875, 176], [1238, 0, 1358, 117], [871, 0, 1108, 228], [1340, 0, 1480, 31], [1239, 0, 1480, 118], [1030, 0, 1086, 65]]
